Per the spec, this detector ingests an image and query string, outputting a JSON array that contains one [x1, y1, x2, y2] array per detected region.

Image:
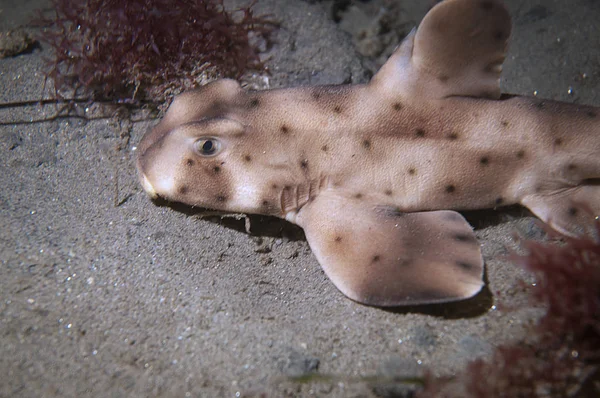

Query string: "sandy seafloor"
[[1, 0, 599, 397]]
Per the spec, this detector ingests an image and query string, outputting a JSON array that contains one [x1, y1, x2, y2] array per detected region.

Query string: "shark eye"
[[194, 138, 221, 157]]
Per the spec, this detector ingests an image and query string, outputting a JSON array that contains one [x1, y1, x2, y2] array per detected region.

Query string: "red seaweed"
[[35, 0, 276, 103], [514, 222, 600, 357], [418, 218, 600, 397]]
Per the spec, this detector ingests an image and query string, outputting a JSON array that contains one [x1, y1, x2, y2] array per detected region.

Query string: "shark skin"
[[136, 0, 600, 307]]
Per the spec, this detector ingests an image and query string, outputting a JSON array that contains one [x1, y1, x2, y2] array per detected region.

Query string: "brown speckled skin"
[[137, 80, 600, 229], [137, 0, 600, 306]]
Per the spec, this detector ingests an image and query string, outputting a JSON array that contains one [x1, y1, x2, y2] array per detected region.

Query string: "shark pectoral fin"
[[372, 0, 511, 100], [296, 194, 484, 306], [522, 186, 600, 237]]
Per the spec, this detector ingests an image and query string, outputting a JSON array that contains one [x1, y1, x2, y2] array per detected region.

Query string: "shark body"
[[136, 0, 600, 306]]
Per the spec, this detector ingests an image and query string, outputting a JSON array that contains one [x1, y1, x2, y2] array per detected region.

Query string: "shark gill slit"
[[280, 176, 329, 214]]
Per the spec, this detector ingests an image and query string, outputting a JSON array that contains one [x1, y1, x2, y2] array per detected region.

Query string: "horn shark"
[[136, 0, 600, 307]]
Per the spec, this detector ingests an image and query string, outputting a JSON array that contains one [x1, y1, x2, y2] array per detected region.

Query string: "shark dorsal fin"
[[371, 0, 511, 100]]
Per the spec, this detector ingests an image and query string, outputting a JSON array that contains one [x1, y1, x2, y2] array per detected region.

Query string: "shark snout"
[[136, 125, 179, 201], [136, 153, 177, 201], [138, 171, 159, 199], [135, 142, 157, 199]]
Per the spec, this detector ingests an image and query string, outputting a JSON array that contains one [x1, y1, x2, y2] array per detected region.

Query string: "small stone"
[[276, 348, 320, 377], [0, 30, 36, 58]]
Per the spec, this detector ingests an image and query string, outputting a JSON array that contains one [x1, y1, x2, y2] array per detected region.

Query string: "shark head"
[[136, 79, 313, 218]]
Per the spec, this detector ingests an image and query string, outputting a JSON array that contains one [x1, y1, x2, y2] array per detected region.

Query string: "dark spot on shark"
[[244, 155, 252, 162], [516, 150, 526, 159], [456, 261, 476, 271], [399, 258, 413, 267], [321, 145, 329, 152], [334, 236, 343, 243], [568, 207, 578, 217], [249, 98, 260, 108], [501, 120, 509, 128], [362, 139, 371, 150], [178, 185, 188, 194], [280, 125, 289, 134], [438, 74, 449, 83], [567, 163, 577, 171], [445, 184, 456, 193], [186, 159, 194, 167], [206, 100, 225, 116], [312, 90, 321, 100], [382, 206, 404, 218], [372, 255, 381, 263], [392, 102, 402, 111], [415, 128, 425, 138], [495, 197, 504, 205], [493, 30, 507, 41], [587, 111, 597, 118], [447, 132, 459, 140], [554, 138, 563, 146], [354, 193, 363, 199], [408, 168, 416, 175], [216, 195, 227, 203], [536, 101, 545, 110], [479, 156, 489, 166], [213, 166, 221, 173], [300, 159, 309, 170], [271, 184, 278, 189], [333, 105, 342, 114], [384, 189, 393, 196]]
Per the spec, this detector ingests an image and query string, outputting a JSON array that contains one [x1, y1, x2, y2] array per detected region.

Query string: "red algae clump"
[[515, 223, 600, 355], [36, 0, 275, 103], [418, 219, 600, 397]]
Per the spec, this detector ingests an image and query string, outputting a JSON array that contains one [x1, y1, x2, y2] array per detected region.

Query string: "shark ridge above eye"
[[136, 0, 600, 307]]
